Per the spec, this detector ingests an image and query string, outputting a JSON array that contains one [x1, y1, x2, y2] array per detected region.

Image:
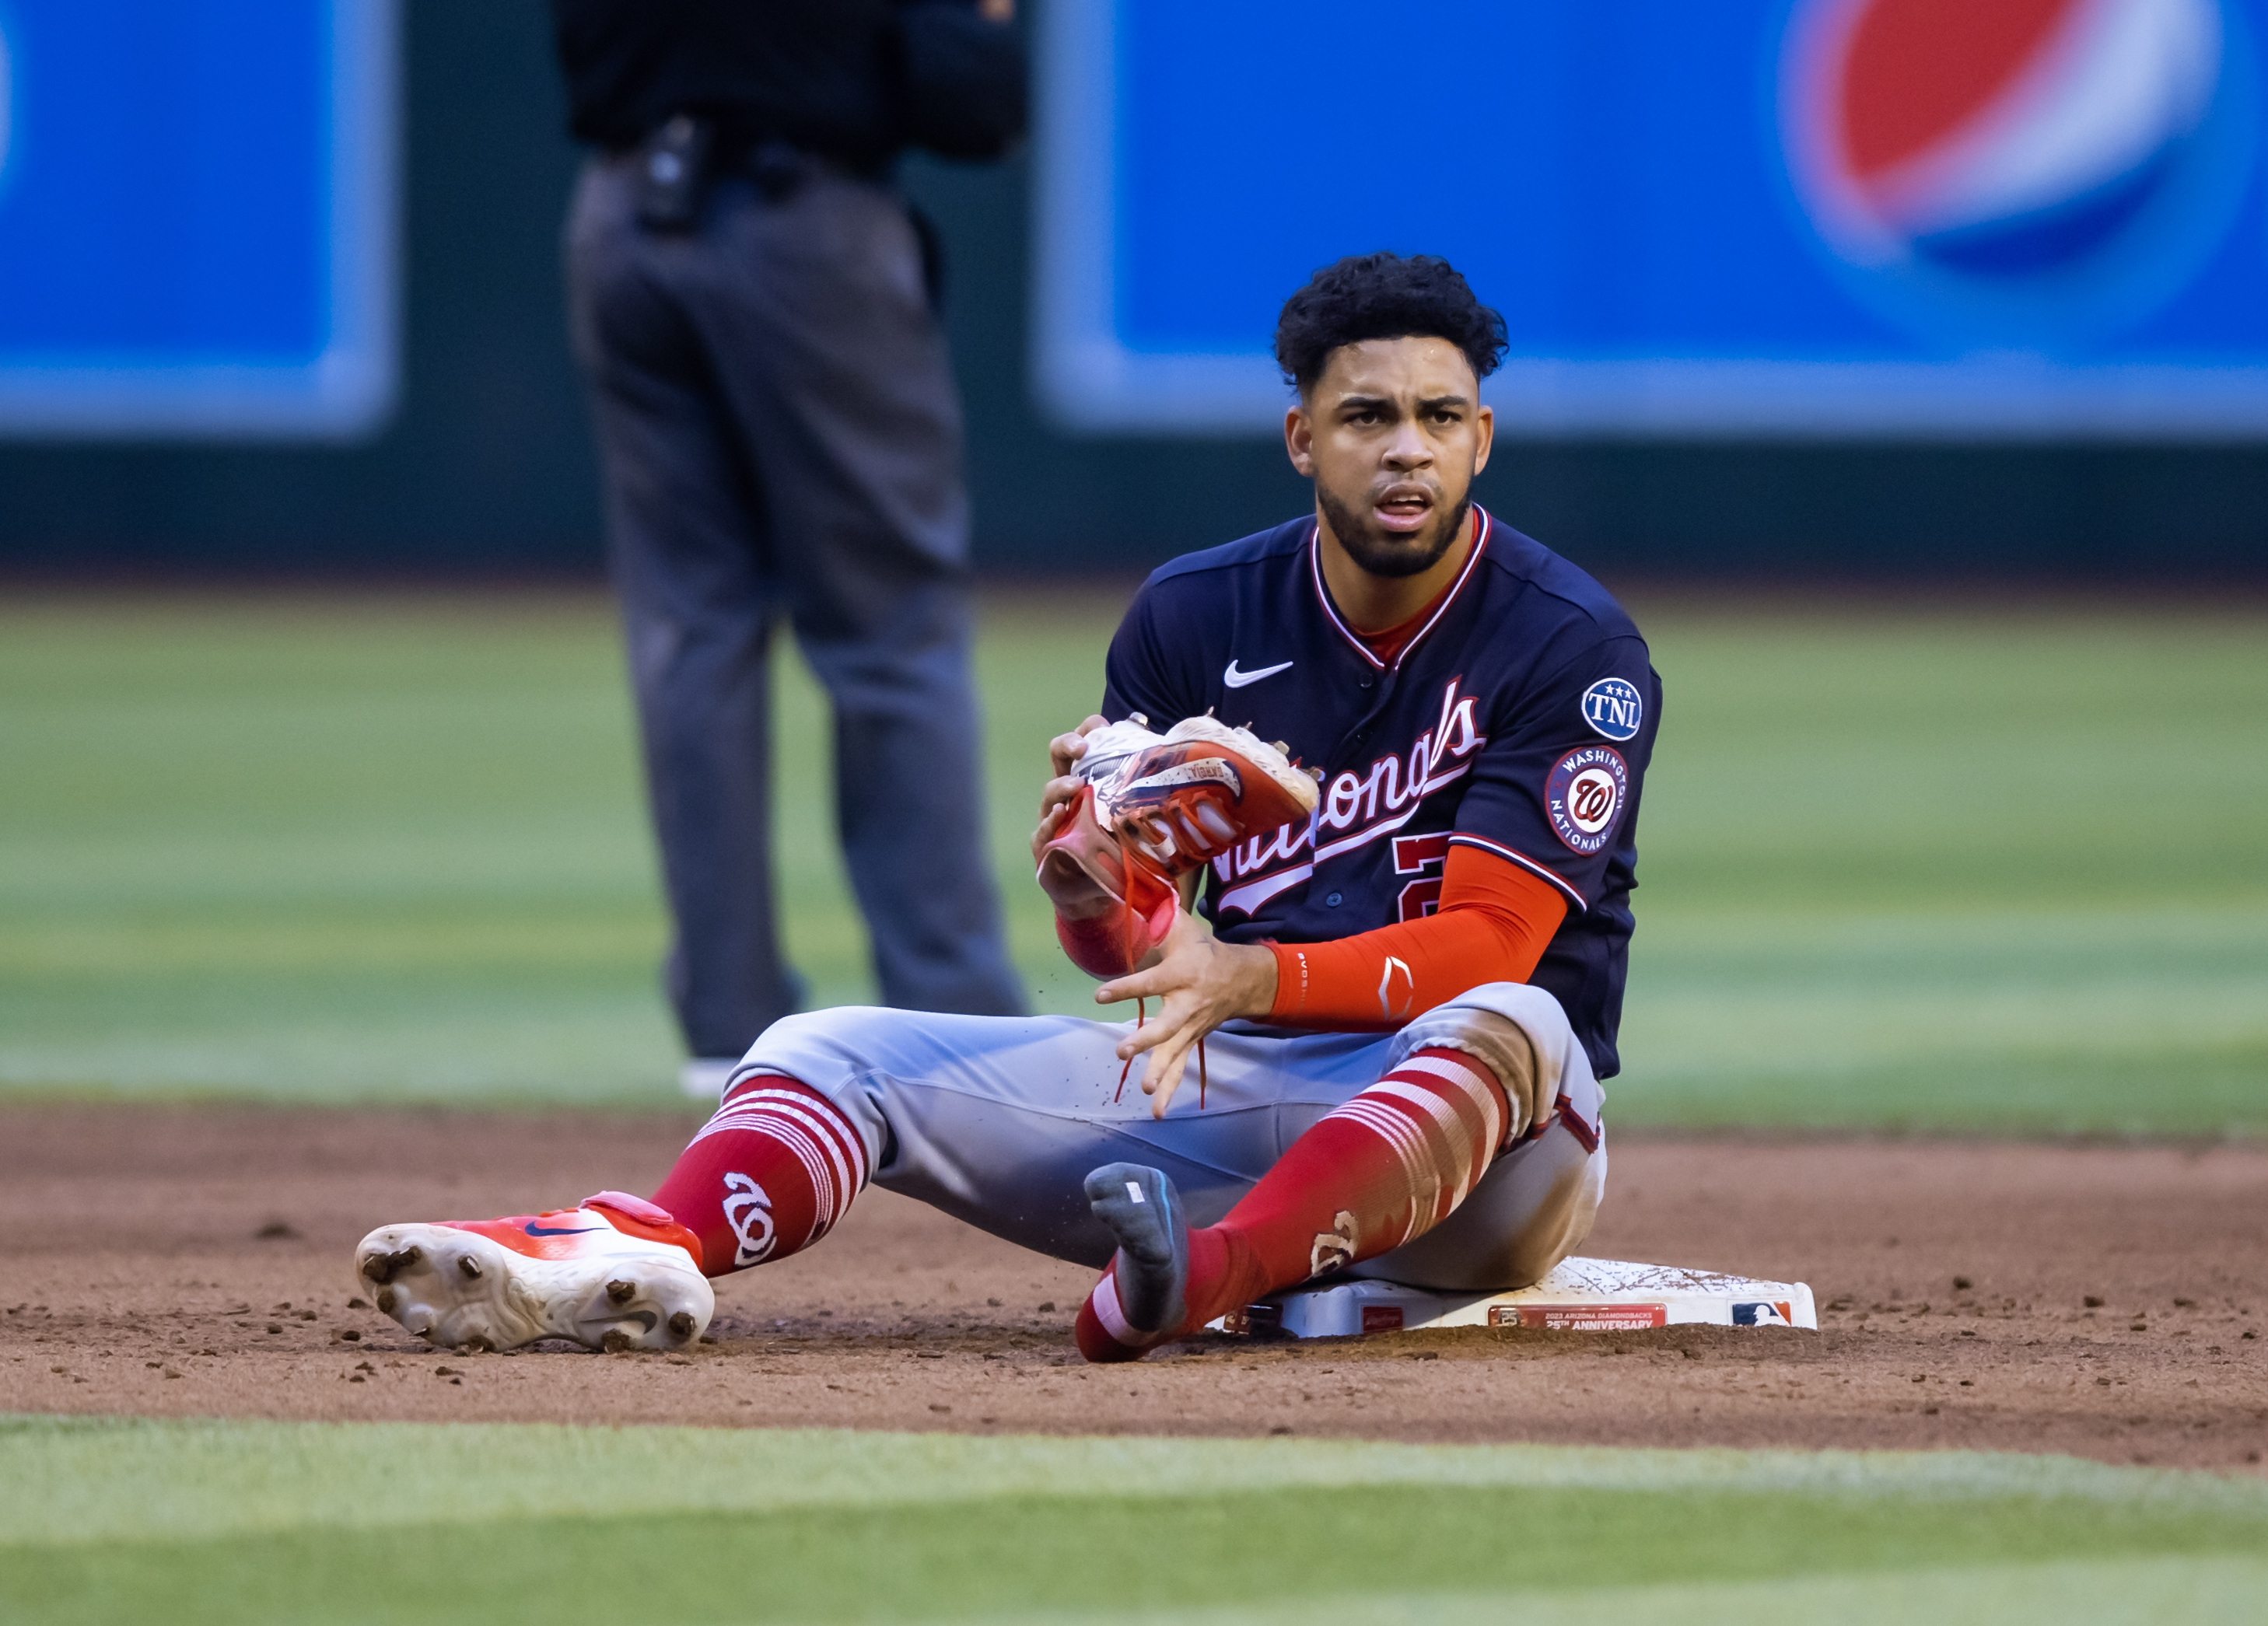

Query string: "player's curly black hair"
[[1273, 253, 1507, 393]]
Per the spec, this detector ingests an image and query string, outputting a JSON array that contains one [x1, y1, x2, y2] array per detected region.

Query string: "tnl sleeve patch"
[[1580, 676, 1645, 741], [1545, 746, 1629, 855]]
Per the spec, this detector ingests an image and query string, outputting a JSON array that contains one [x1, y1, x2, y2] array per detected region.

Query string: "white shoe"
[[1072, 715, 1169, 788], [680, 1058, 739, 1100], [353, 1198, 713, 1353]]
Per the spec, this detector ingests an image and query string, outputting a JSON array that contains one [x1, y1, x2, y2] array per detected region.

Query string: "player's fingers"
[[1036, 772, 1083, 822], [1033, 782, 1085, 855], [1095, 963, 1171, 1008], [1045, 736, 1085, 779], [1048, 717, 1110, 778], [1109, 1001, 1184, 1058], [1141, 1042, 1190, 1118]]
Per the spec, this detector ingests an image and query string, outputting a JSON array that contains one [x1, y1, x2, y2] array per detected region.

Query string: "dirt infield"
[[2, 1104, 2262, 1472]]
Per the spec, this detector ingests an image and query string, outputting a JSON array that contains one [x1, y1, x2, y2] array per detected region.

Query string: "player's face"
[[1285, 337, 1494, 579]]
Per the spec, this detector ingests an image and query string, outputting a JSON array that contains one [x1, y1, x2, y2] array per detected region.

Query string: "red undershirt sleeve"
[[1264, 845, 1567, 1030]]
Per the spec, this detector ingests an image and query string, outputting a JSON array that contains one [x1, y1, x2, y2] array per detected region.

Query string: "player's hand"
[[1097, 909, 1278, 1118], [1031, 715, 1111, 864]]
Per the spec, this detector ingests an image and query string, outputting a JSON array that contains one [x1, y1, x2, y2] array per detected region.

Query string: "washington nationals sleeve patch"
[[1545, 746, 1629, 855]]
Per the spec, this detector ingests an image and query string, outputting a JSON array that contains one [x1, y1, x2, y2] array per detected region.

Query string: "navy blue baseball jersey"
[[1101, 508, 1661, 1080]]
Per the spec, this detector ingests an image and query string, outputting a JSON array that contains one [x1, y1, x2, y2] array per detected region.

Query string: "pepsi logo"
[[1780, 0, 2256, 344], [1580, 677, 1645, 743], [1545, 747, 1628, 856]]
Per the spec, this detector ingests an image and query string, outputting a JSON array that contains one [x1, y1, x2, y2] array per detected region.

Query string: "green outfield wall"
[[0, 1, 2263, 580]]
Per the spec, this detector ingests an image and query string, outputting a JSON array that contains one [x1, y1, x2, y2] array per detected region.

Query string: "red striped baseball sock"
[[648, 1073, 870, 1278], [1075, 1046, 1510, 1361]]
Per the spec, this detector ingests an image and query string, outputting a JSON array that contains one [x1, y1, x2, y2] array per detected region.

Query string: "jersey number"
[[1391, 834, 1450, 923]]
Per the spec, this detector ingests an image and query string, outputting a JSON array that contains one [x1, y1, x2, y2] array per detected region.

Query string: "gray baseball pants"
[[732, 981, 1608, 1291], [565, 156, 1026, 1058]]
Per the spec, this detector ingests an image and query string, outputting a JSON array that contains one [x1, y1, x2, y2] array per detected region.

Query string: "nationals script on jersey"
[[1101, 509, 1662, 1079]]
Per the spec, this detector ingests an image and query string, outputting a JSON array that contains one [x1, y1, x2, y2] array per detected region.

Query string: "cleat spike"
[[602, 1329, 635, 1354], [376, 1287, 397, 1314], [459, 1256, 482, 1279], [363, 1244, 425, 1285], [667, 1310, 696, 1341], [607, 1278, 635, 1305]]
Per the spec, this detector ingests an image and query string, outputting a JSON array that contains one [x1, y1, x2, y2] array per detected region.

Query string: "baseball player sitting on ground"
[[354, 252, 1662, 1362]]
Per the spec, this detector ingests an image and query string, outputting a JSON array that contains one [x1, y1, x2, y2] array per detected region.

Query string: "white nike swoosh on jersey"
[[1223, 659, 1294, 688]]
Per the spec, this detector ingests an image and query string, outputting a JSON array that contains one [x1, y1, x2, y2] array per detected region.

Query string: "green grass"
[[1619, 609, 2268, 1132], [5, 1417, 2266, 1624], [0, 592, 2261, 1131]]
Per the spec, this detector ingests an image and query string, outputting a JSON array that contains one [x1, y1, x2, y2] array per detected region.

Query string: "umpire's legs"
[[796, 586, 1024, 1016], [566, 160, 798, 1058], [566, 158, 1025, 1053], [653, 163, 1023, 1019]]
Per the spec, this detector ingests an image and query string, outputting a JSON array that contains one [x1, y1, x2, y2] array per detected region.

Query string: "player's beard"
[[1315, 486, 1472, 579]]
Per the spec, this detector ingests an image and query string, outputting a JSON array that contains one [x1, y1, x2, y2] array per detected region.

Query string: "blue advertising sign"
[[1034, 0, 2268, 438], [0, 0, 396, 439]]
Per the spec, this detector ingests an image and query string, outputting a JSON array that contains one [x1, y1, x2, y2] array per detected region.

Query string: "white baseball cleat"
[[352, 1194, 713, 1354]]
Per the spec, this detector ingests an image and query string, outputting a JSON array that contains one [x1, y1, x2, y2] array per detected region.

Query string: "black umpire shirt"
[[549, 0, 1025, 167]]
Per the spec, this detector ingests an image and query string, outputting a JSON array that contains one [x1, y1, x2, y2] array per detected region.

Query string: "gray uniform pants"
[[566, 156, 1026, 1058], [732, 981, 1608, 1292]]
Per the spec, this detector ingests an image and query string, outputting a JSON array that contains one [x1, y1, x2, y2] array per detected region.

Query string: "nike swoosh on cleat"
[[523, 1224, 605, 1236], [1223, 659, 1293, 688]]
